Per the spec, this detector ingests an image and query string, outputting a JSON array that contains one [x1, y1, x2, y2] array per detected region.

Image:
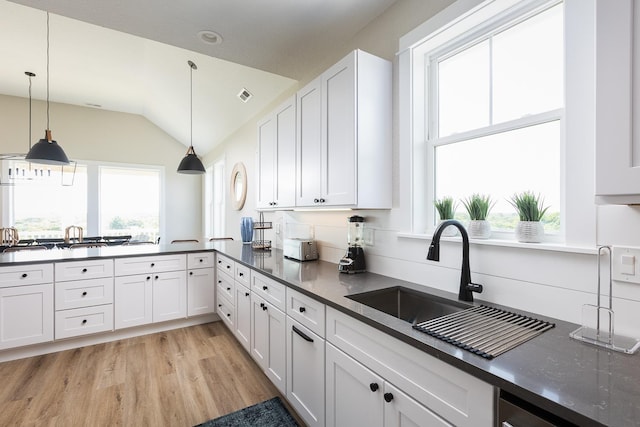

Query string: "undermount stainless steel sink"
[[347, 286, 470, 324]]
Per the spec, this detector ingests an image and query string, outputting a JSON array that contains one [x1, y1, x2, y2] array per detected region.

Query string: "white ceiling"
[[0, 0, 399, 156]]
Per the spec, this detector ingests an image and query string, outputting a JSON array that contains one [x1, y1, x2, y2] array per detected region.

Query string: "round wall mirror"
[[230, 162, 247, 210]]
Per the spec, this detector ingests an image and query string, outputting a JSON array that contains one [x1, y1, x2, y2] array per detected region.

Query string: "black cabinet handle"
[[82, 268, 88, 273], [262, 285, 268, 291], [292, 325, 314, 343], [218, 304, 222, 307], [218, 280, 222, 284], [226, 265, 231, 269], [369, 383, 379, 392], [151, 263, 155, 267], [218, 260, 222, 264], [226, 287, 231, 291], [299, 306, 306, 313], [82, 319, 87, 325], [199, 259, 203, 263], [245, 292, 250, 297], [319, 198, 325, 203], [226, 313, 231, 317], [146, 276, 151, 280], [189, 271, 193, 276], [21, 273, 28, 278], [384, 393, 394, 403], [314, 198, 319, 203], [155, 275, 159, 280], [239, 272, 244, 277], [82, 291, 87, 296], [262, 305, 268, 311], [260, 302, 265, 308]]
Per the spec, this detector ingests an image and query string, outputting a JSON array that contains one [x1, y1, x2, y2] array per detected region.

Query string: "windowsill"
[[397, 232, 597, 255]]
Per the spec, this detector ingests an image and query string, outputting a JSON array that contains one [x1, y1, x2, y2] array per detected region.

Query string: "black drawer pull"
[[146, 276, 151, 281], [292, 325, 314, 343], [226, 287, 231, 291], [155, 275, 159, 280], [21, 273, 28, 278], [384, 393, 394, 403], [299, 306, 306, 313], [239, 272, 244, 277], [82, 291, 87, 296], [151, 263, 155, 267], [245, 292, 250, 297], [226, 265, 231, 269], [262, 285, 268, 291], [189, 271, 193, 276], [369, 383, 379, 392], [259, 302, 265, 308], [218, 280, 222, 284], [218, 304, 222, 307], [227, 313, 231, 317], [82, 319, 87, 325], [82, 268, 88, 273], [199, 259, 203, 263], [218, 260, 222, 264]]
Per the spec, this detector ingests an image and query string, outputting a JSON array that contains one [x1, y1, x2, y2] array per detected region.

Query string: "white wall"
[[0, 94, 202, 243]]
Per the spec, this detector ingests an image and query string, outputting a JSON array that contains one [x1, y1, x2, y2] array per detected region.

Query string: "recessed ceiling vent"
[[237, 88, 253, 103]]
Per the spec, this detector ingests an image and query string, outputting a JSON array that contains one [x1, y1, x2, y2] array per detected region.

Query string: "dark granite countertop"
[[1, 241, 638, 426]]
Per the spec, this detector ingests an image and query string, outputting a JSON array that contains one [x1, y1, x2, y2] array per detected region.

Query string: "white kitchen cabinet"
[[114, 274, 153, 329], [296, 49, 392, 209], [0, 283, 54, 350], [234, 282, 251, 352], [251, 292, 286, 394], [257, 96, 296, 209], [187, 252, 215, 317], [326, 343, 451, 427], [152, 270, 187, 323], [326, 307, 494, 427], [286, 317, 325, 427], [594, 0, 640, 203]]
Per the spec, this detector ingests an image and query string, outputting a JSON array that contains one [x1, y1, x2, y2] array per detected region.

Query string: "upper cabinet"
[[297, 49, 392, 209], [257, 96, 297, 209], [257, 49, 392, 210], [595, 0, 640, 204]]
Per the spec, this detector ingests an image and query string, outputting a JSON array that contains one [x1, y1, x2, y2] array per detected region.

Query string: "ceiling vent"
[[237, 88, 253, 103]]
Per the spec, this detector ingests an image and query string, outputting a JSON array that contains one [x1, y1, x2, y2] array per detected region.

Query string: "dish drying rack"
[[569, 245, 640, 354], [252, 212, 272, 250]]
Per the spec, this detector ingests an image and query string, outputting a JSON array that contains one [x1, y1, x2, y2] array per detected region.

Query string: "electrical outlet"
[[612, 246, 640, 284]]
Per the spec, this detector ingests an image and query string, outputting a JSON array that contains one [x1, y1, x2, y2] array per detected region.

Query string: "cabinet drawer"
[[216, 273, 235, 305], [326, 307, 494, 427], [187, 252, 215, 269], [216, 254, 235, 276], [286, 287, 325, 338], [235, 264, 251, 287], [115, 255, 186, 276], [0, 263, 53, 288], [55, 259, 114, 282], [54, 304, 114, 339], [251, 272, 286, 311], [217, 294, 234, 329], [55, 277, 114, 310]]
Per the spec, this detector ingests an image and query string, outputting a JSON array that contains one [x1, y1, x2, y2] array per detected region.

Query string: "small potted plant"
[[434, 196, 457, 236], [462, 194, 494, 239], [508, 191, 549, 243]]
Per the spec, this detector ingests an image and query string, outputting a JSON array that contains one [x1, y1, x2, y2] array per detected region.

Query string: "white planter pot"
[[468, 220, 491, 239], [516, 221, 544, 243]]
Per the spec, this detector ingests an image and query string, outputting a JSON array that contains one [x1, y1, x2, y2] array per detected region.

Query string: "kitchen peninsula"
[[0, 241, 638, 426]]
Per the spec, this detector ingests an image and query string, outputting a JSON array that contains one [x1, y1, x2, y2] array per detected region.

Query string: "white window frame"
[[398, 0, 596, 249]]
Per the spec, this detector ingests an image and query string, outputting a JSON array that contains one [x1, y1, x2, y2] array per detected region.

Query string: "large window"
[[416, 0, 564, 239], [6, 161, 162, 242]]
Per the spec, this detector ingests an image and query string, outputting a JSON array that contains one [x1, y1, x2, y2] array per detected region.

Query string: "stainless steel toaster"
[[283, 238, 318, 261]]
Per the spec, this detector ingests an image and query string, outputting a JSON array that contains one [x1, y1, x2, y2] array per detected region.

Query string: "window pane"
[[100, 167, 160, 242], [438, 40, 490, 137], [12, 163, 88, 239], [492, 5, 564, 123], [434, 120, 560, 232]]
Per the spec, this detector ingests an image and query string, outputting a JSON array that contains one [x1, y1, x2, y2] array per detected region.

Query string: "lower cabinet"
[[114, 271, 187, 329], [326, 343, 451, 427], [0, 283, 54, 350], [251, 292, 286, 394], [287, 317, 325, 427], [187, 267, 215, 317], [234, 283, 251, 352]]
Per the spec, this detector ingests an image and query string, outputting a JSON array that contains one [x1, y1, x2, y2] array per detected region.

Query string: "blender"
[[338, 215, 366, 274]]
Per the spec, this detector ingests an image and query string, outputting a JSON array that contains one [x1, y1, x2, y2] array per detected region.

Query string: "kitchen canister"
[[240, 217, 254, 243]]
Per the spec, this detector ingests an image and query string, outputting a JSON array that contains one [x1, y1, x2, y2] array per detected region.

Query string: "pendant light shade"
[[177, 60, 205, 174], [26, 12, 70, 166]]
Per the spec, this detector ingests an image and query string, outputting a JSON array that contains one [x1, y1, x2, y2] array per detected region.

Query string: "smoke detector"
[[237, 88, 253, 103]]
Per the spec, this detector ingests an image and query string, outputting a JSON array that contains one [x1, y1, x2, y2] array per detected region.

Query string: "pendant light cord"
[[28, 73, 33, 149], [46, 12, 50, 132], [190, 61, 193, 148]]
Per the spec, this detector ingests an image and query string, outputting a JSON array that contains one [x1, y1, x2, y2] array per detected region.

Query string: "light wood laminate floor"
[[0, 321, 285, 426]]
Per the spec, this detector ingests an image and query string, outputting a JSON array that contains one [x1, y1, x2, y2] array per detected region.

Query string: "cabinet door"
[[153, 271, 187, 323], [187, 267, 215, 317], [384, 382, 452, 427], [326, 343, 383, 427], [287, 317, 325, 427], [234, 283, 251, 352], [296, 78, 323, 207], [115, 274, 153, 329], [0, 283, 54, 350], [251, 293, 286, 394], [257, 114, 276, 209], [275, 97, 297, 207], [322, 52, 356, 206]]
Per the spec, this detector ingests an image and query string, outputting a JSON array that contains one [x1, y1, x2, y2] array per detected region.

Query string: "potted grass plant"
[[508, 191, 549, 243], [434, 196, 458, 236], [462, 193, 494, 239]]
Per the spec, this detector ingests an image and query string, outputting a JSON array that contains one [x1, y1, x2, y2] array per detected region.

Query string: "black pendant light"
[[177, 60, 205, 174], [25, 12, 70, 166]]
